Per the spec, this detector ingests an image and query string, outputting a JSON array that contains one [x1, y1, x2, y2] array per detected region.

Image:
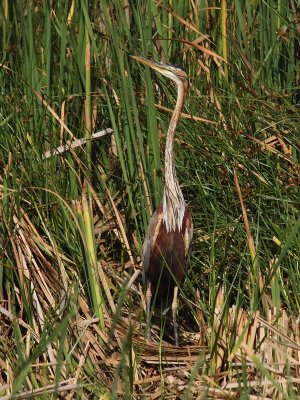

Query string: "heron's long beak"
[[130, 55, 163, 73], [130, 55, 188, 86]]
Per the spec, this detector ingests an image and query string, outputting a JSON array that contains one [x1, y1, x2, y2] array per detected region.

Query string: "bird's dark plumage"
[[143, 204, 192, 312]]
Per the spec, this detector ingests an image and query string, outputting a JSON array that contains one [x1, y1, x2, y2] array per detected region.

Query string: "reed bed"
[[0, 1, 299, 398]]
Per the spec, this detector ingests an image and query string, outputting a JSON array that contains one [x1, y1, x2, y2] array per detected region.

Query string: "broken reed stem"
[[234, 171, 257, 263], [233, 171, 266, 308]]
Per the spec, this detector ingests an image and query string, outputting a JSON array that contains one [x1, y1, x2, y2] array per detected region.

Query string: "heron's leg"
[[146, 281, 152, 340], [172, 286, 179, 346]]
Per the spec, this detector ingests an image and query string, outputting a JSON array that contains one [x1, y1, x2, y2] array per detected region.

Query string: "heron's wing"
[[142, 204, 163, 285], [183, 208, 193, 260]]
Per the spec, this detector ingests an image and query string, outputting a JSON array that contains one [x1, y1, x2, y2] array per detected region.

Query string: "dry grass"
[[1, 196, 300, 398]]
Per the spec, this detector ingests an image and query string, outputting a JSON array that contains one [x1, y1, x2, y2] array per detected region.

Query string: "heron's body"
[[142, 204, 192, 311], [132, 56, 193, 346]]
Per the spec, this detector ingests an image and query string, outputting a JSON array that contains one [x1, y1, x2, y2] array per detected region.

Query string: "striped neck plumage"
[[162, 79, 187, 233]]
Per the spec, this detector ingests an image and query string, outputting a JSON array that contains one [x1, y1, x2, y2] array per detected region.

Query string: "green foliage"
[[0, 0, 299, 398]]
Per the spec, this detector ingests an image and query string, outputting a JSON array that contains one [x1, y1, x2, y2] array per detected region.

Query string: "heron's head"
[[131, 56, 187, 85]]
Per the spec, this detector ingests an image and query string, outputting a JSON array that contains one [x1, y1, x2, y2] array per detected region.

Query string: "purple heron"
[[132, 56, 193, 346]]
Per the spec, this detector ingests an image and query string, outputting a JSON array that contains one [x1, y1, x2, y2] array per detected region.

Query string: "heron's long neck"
[[163, 80, 187, 232]]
